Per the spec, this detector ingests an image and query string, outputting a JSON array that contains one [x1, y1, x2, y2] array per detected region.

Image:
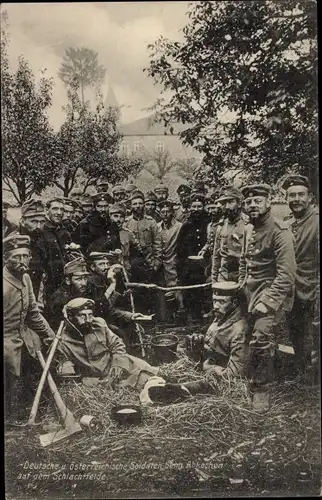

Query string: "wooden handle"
[[28, 321, 64, 426]]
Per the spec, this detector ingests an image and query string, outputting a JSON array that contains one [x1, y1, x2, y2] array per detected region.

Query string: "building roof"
[[119, 115, 190, 136]]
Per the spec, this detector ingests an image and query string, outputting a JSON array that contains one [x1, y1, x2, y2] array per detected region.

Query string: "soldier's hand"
[[253, 302, 268, 315], [198, 250, 205, 258]]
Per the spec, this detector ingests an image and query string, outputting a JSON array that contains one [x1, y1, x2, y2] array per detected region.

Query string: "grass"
[[5, 351, 321, 499]]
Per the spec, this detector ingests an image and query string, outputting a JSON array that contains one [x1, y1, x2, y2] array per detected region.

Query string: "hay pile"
[[5, 354, 321, 498]]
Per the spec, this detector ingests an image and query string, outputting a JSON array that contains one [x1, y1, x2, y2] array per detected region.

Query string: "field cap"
[[145, 191, 158, 203], [177, 184, 191, 195], [241, 184, 271, 199], [92, 192, 113, 205], [65, 298, 95, 313], [21, 199, 46, 218], [212, 281, 240, 299], [281, 175, 310, 191], [112, 184, 125, 195], [217, 186, 244, 203], [64, 258, 89, 276], [3, 234, 30, 253], [131, 190, 145, 202]]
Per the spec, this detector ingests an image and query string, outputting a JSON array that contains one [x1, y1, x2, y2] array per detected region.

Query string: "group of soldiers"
[[3, 172, 319, 419]]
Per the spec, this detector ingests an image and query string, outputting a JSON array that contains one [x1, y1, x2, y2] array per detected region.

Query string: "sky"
[[3, 2, 192, 130]]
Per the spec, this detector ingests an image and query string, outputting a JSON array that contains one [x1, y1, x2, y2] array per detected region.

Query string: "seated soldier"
[[54, 298, 161, 392], [203, 281, 249, 379]]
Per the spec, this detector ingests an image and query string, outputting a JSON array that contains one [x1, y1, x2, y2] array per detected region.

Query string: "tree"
[[176, 156, 201, 182], [54, 84, 142, 197], [1, 13, 58, 204], [58, 47, 106, 106], [143, 148, 176, 181], [145, 0, 317, 194]]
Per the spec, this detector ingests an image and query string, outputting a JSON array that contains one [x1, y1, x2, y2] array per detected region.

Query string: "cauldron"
[[151, 334, 179, 364]]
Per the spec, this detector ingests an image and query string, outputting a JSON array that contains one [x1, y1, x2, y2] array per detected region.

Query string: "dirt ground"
[[4, 324, 321, 499]]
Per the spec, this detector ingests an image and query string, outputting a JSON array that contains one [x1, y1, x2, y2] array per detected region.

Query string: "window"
[[133, 142, 141, 153], [121, 143, 130, 156], [156, 141, 165, 153]]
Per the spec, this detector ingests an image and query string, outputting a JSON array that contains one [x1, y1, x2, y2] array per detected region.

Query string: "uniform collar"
[[3, 266, 26, 290], [251, 209, 271, 228]]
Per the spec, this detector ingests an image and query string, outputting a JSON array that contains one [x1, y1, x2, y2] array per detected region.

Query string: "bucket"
[[151, 334, 179, 364]]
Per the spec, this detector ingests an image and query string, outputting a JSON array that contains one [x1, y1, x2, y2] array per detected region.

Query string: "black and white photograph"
[[2, 1, 320, 498]]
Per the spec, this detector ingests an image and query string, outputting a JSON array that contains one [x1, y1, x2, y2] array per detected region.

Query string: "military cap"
[[88, 251, 113, 262], [3, 234, 30, 253], [177, 184, 191, 195], [46, 197, 65, 208], [92, 192, 113, 205], [217, 185, 244, 203], [70, 188, 83, 199], [64, 258, 89, 276], [65, 298, 95, 314], [21, 198, 46, 218], [192, 180, 206, 193], [158, 200, 174, 211], [125, 183, 137, 193], [281, 174, 310, 191], [131, 190, 145, 202], [241, 184, 271, 199], [154, 183, 169, 194], [80, 194, 93, 206], [63, 198, 78, 209], [212, 281, 240, 298], [3, 201, 12, 209], [190, 191, 206, 203], [96, 178, 110, 187], [109, 203, 126, 216], [145, 191, 158, 203], [112, 184, 125, 194]]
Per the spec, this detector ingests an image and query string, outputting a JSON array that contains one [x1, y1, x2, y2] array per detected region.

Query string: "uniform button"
[[248, 274, 252, 278], [255, 249, 260, 253]]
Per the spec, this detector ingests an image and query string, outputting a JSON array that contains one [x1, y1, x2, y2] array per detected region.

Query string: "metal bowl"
[[111, 405, 142, 426]]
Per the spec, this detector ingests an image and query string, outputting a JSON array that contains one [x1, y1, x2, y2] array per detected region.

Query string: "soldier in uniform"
[[124, 190, 162, 313], [70, 188, 84, 202], [198, 193, 224, 270], [62, 198, 78, 234], [154, 183, 169, 203], [238, 184, 296, 412], [80, 194, 94, 217], [203, 281, 249, 379], [282, 175, 319, 380], [3, 234, 55, 422], [176, 192, 210, 320], [74, 202, 85, 224], [144, 191, 162, 222], [175, 184, 191, 223], [157, 200, 185, 321], [74, 192, 118, 254], [108, 204, 143, 277], [53, 298, 160, 389], [3, 201, 17, 238], [10, 199, 46, 304], [124, 183, 138, 217], [96, 178, 110, 194], [112, 185, 126, 204], [211, 186, 246, 283], [39, 197, 72, 300]]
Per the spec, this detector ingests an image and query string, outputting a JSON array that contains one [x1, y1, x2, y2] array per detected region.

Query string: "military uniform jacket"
[[175, 206, 190, 223], [119, 227, 143, 272], [212, 214, 246, 283], [201, 219, 223, 257], [56, 317, 127, 377], [239, 211, 296, 313], [124, 215, 162, 270], [157, 218, 182, 286], [176, 214, 209, 282], [87, 226, 121, 255], [38, 219, 72, 296], [4, 266, 54, 376], [73, 212, 116, 254], [286, 205, 319, 302], [10, 225, 45, 299]]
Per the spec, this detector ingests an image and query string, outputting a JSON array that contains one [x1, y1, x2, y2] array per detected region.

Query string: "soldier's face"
[[208, 202, 223, 221], [244, 196, 270, 220], [113, 192, 125, 203], [22, 216, 45, 235], [145, 201, 156, 215], [47, 202, 64, 224], [190, 201, 204, 217], [82, 203, 93, 215], [72, 309, 94, 335], [213, 296, 233, 319], [74, 208, 84, 222], [131, 198, 144, 215], [97, 184, 109, 193], [63, 205, 75, 221], [179, 192, 190, 206], [95, 201, 110, 218], [223, 198, 240, 220], [155, 191, 168, 202], [68, 274, 88, 294], [160, 206, 173, 224], [91, 259, 109, 276], [110, 213, 125, 229], [286, 186, 311, 215], [5, 249, 31, 276]]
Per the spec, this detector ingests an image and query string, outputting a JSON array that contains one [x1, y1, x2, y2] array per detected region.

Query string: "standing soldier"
[[282, 175, 319, 380], [154, 183, 169, 204], [176, 192, 209, 320], [124, 184, 138, 217], [112, 185, 126, 204], [96, 178, 110, 194], [124, 190, 162, 313], [10, 199, 46, 304], [73, 201, 85, 225], [198, 192, 224, 270], [175, 184, 191, 223], [145, 191, 162, 222], [40, 197, 72, 299], [73, 192, 116, 254], [157, 200, 185, 321], [80, 194, 94, 218], [211, 186, 246, 283], [238, 184, 296, 412], [3, 201, 17, 238], [70, 188, 84, 202], [3, 234, 55, 423]]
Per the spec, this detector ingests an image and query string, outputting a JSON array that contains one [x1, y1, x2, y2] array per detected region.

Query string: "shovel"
[[36, 350, 82, 447]]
